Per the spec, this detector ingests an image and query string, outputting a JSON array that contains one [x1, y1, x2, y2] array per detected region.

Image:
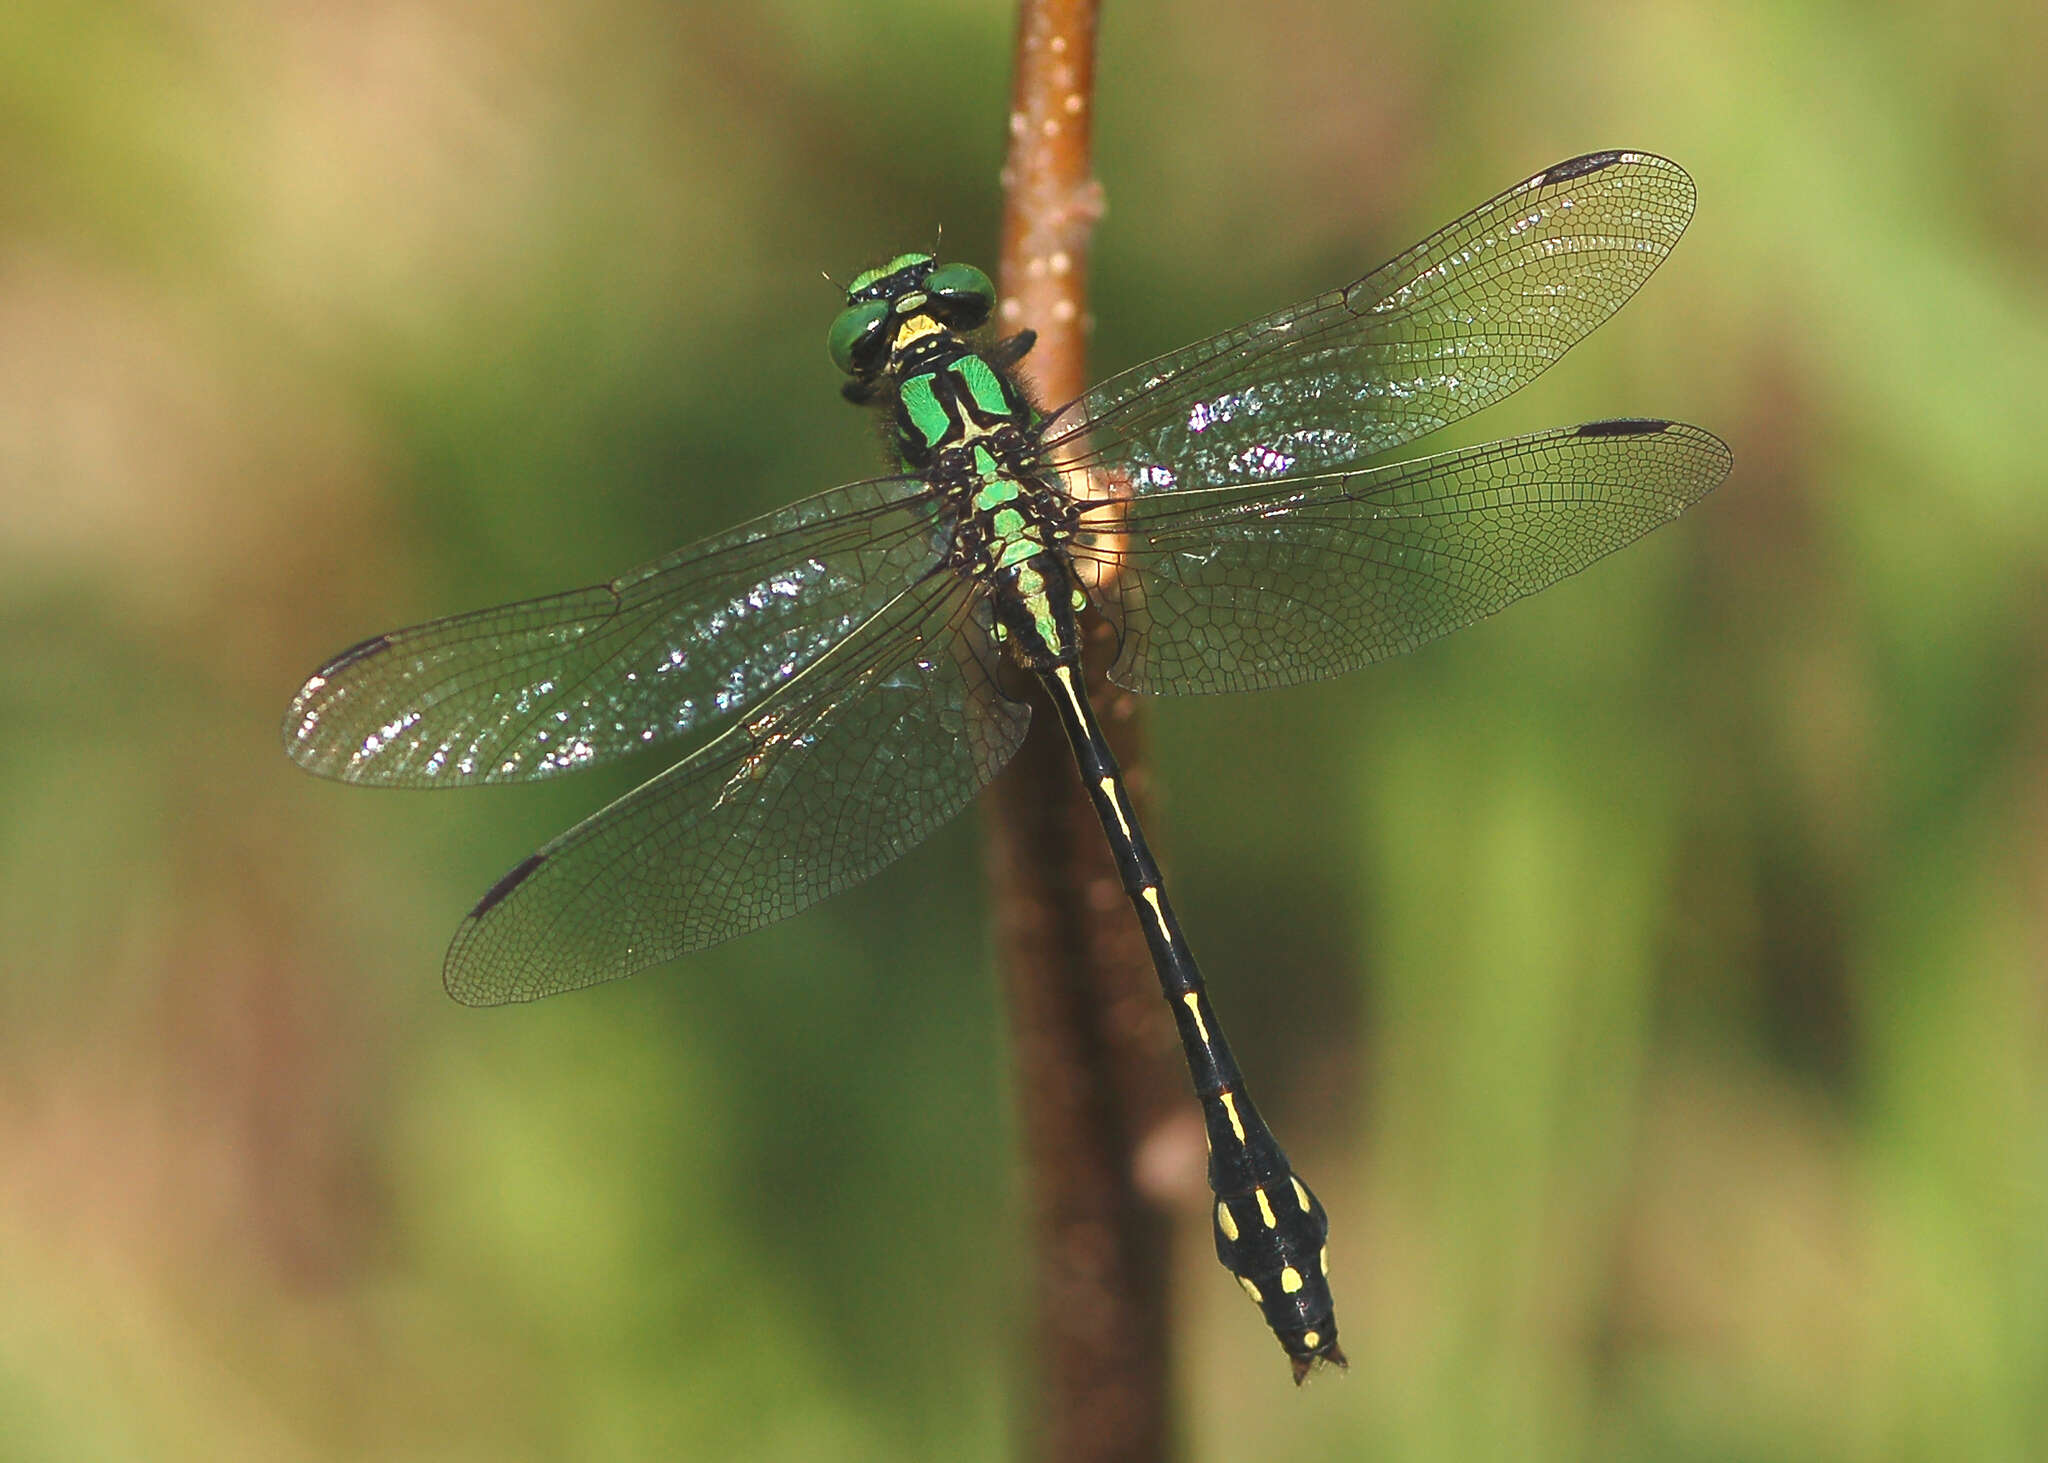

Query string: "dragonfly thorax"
[[831, 256, 1083, 668], [900, 340, 1086, 669]]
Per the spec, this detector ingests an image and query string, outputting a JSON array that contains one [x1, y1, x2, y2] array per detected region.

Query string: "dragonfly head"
[[829, 253, 997, 386]]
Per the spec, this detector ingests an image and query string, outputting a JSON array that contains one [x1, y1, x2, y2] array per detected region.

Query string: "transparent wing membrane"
[[281, 150, 1730, 1381], [443, 577, 1027, 1004], [1077, 420, 1731, 696], [283, 150, 1724, 1033], [282, 476, 941, 787], [1048, 152, 1696, 495]]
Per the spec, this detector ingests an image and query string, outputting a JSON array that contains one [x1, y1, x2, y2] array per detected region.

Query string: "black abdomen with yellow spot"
[[831, 253, 1344, 1379]]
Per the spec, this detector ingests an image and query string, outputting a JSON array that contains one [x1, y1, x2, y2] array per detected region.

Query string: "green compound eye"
[[925, 262, 995, 319], [827, 299, 890, 374]]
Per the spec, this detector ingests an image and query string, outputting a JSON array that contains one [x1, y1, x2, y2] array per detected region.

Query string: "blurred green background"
[[4, 1, 2045, 1458]]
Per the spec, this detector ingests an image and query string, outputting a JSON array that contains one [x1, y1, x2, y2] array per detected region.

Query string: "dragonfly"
[[284, 149, 1730, 1381]]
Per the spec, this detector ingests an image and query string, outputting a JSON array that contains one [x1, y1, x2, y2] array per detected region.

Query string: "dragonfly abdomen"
[[1194, 1008, 1341, 1376], [1039, 659, 1345, 1380]]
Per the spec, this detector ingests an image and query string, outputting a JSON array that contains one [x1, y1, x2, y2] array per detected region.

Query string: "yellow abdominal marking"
[[1181, 992, 1209, 1044], [1219, 1091, 1246, 1143], [1255, 1187, 1278, 1229], [1303, 1330, 1321, 1350], [1320, 1245, 1330, 1276], [1291, 1177, 1311, 1212], [1100, 776, 1132, 837], [1238, 1276, 1263, 1304], [1051, 665, 1087, 722], [1216, 1202, 1239, 1242], [1141, 887, 1170, 943], [1280, 1266, 1304, 1295]]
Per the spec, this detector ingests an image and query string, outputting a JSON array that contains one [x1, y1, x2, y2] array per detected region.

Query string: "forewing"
[[1047, 152, 1696, 494], [1079, 420, 1731, 696], [283, 475, 942, 787], [442, 575, 1027, 1004]]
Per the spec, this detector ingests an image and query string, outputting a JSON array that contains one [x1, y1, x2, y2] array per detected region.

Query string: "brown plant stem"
[[987, 3, 1185, 1460]]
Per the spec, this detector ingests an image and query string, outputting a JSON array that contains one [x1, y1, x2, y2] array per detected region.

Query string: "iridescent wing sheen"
[[442, 574, 1028, 1004], [1045, 152, 1696, 495], [282, 475, 943, 787], [1073, 420, 1730, 696]]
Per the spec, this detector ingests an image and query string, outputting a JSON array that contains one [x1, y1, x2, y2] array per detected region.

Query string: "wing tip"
[[1575, 415, 1733, 454], [1573, 418, 1735, 503], [1574, 416, 1673, 438], [281, 675, 340, 770], [1538, 150, 1629, 185], [1575, 415, 1733, 462], [312, 631, 396, 681], [445, 854, 553, 1007], [468, 851, 550, 920], [280, 633, 393, 771], [443, 857, 549, 1008], [1535, 149, 1688, 188]]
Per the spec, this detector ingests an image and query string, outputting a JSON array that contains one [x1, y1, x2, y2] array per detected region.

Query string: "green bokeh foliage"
[[2, 1, 2045, 1458]]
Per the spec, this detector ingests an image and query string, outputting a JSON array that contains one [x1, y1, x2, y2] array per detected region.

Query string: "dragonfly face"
[[284, 150, 1732, 1379], [829, 253, 1001, 396]]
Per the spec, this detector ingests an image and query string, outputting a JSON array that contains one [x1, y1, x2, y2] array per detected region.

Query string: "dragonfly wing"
[[442, 574, 1026, 1003], [283, 475, 943, 787], [1046, 152, 1696, 494], [1078, 420, 1731, 696]]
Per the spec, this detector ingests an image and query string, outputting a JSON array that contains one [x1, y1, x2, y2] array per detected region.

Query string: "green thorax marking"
[[899, 372, 951, 451], [889, 344, 1035, 464], [970, 446, 1020, 512], [990, 506, 1041, 571], [951, 354, 1013, 419], [970, 448, 1047, 575]]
